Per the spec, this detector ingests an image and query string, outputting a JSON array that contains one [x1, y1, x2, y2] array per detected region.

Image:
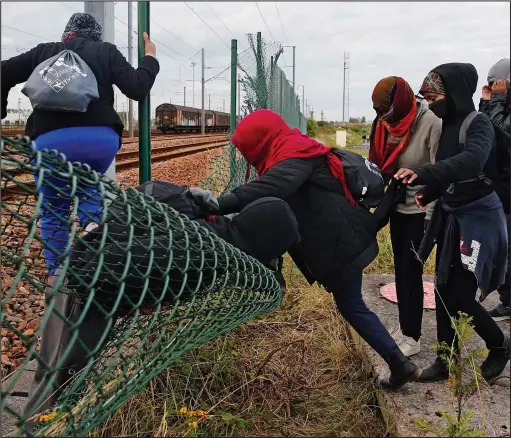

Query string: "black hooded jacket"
[[412, 63, 498, 207], [1, 36, 159, 139]]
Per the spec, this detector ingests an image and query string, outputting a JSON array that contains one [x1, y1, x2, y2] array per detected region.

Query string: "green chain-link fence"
[[204, 32, 306, 195], [1, 32, 305, 437]]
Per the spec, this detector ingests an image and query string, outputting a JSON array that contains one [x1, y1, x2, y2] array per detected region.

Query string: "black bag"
[[21, 50, 99, 112], [137, 180, 203, 219], [332, 148, 385, 208], [460, 111, 510, 211], [67, 182, 222, 313]]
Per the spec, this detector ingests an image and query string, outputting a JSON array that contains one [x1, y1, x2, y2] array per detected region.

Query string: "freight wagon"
[[155, 104, 231, 133]]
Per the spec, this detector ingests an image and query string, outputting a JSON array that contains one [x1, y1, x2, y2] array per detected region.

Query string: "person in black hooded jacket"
[[479, 58, 510, 322], [394, 63, 510, 382]]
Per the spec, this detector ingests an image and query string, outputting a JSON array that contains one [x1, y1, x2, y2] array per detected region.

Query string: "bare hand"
[[482, 85, 492, 101], [394, 168, 418, 185], [143, 32, 156, 56], [491, 79, 509, 95], [415, 193, 426, 210]]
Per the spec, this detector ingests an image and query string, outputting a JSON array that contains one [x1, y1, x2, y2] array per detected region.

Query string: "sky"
[[1, 1, 510, 122]]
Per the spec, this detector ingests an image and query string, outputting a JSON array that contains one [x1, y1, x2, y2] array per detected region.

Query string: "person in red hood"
[[193, 109, 422, 391]]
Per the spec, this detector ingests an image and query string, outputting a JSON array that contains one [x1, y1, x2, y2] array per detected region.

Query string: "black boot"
[[380, 348, 422, 391], [267, 257, 286, 294], [417, 357, 450, 382], [481, 336, 511, 381]]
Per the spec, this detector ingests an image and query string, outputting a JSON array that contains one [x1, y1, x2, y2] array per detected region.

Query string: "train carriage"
[[155, 104, 231, 134]]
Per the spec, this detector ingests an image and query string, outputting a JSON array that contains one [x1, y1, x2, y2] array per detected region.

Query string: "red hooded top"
[[231, 109, 356, 205]]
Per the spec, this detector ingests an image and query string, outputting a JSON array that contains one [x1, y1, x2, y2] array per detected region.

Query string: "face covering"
[[428, 99, 448, 119]]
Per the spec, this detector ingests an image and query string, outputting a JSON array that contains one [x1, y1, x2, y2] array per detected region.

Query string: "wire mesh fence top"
[[237, 33, 306, 133], [1, 135, 281, 436]]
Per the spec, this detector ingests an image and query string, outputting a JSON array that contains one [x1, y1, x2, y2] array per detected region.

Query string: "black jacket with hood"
[[411, 63, 499, 207], [217, 156, 379, 288], [1, 36, 159, 140], [479, 91, 510, 213]]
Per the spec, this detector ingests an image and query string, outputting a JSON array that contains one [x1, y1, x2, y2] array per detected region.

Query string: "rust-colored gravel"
[[1, 147, 224, 377]]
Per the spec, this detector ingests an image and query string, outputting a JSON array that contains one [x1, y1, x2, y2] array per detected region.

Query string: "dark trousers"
[[389, 211, 426, 341], [330, 271, 399, 362], [435, 231, 505, 352], [497, 214, 510, 307]]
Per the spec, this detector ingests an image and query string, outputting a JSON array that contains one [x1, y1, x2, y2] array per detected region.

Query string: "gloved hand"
[[188, 187, 221, 215]]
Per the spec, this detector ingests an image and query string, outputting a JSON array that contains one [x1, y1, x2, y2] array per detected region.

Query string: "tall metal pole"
[[184, 86, 186, 106], [302, 87, 305, 115], [85, 1, 116, 186], [201, 48, 205, 134], [127, 1, 134, 137], [209, 94, 211, 110], [138, 1, 151, 183], [229, 39, 238, 179], [237, 74, 241, 122], [292, 46, 296, 91], [223, 98, 225, 113], [191, 62, 196, 108]]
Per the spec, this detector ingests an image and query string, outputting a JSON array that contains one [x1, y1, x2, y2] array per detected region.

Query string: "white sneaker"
[[397, 335, 421, 358]]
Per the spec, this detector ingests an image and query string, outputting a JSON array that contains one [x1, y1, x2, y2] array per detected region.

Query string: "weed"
[[413, 312, 488, 437]]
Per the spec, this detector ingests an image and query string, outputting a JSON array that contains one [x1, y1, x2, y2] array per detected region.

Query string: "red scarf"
[[231, 109, 356, 206], [369, 77, 417, 175]]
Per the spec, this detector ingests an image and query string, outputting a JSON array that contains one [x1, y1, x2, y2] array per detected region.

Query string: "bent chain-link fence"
[[1, 136, 280, 436], [1, 33, 306, 437]]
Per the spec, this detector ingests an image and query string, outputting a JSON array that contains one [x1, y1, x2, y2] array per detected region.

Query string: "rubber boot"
[[417, 357, 450, 382], [380, 347, 422, 391], [481, 336, 511, 381]]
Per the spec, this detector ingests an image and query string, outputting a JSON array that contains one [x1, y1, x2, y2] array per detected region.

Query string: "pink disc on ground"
[[379, 282, 436, 309]]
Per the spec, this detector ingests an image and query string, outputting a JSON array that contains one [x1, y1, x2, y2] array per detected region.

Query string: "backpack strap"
[[459, 111, 481, 147]]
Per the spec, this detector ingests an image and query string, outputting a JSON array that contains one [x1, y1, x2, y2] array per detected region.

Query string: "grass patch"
[[92, 261, 387, 437], [316, 123, 371, 148]]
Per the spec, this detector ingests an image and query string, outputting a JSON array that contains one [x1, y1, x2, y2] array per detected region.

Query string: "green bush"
[[307, 117, 318, 138]]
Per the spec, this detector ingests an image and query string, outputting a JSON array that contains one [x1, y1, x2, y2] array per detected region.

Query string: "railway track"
[[1, 137, 229, 200], [1, 128, 229, 138]]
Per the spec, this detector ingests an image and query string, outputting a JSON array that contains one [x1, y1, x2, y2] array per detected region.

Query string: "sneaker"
[[397, 335, 421, 358], [488, 303, 511, 322], [481, 336, 511, 381]]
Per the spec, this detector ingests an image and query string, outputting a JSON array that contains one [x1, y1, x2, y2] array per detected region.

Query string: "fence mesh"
[[1, 33, 306, 437]]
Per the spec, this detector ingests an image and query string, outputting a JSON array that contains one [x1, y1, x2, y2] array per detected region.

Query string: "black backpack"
[[331, 148, 385, 208], [460, 111, 510, 210], [137, 180, 203, 219], [67, 182, 221, 314]]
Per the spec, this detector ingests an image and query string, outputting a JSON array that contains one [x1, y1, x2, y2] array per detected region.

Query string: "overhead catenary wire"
[[150, 17, 199, 53], [255, 2, 276, 43], [183, 2, 230, 49]]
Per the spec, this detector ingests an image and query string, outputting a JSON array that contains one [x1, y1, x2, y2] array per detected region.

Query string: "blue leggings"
[[33, 126, 120, 275]]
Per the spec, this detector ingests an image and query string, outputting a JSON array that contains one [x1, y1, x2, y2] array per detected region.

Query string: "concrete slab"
[[1, 360, 36, 437], [354, 275, 510, 437]]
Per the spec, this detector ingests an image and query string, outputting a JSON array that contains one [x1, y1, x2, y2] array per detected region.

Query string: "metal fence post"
[[138, 1, 151, 183], [229, 39, 238, 180]]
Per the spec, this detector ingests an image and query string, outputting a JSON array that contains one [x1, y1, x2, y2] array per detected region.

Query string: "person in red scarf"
[[193, 109, 421, 391], [369, 77, 441, 358]]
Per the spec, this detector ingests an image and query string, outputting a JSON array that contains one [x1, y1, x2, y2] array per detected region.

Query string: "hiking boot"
[[380, 348, 422, 391], [488, 303, 511, 322], [481, 336, 511, 381], [396, 335, 421, 358], [417, 357, 449, 382]]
